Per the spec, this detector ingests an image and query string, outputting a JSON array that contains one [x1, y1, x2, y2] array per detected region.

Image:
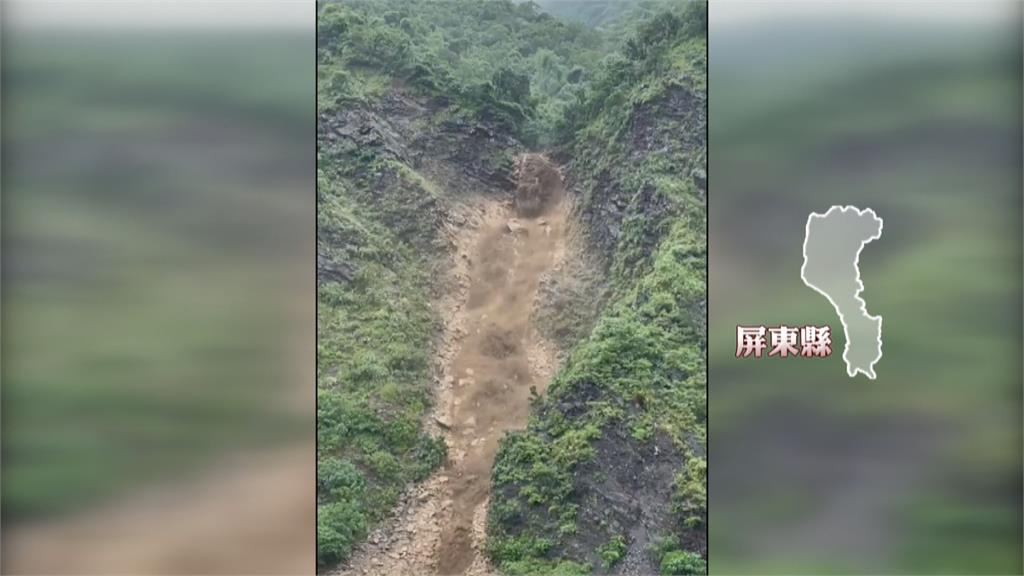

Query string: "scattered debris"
[[505, 219, 526, 235]]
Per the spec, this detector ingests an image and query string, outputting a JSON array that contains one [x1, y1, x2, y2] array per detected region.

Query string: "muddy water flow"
[[436, 154, 569, 574], [339, 154, 569, 576]]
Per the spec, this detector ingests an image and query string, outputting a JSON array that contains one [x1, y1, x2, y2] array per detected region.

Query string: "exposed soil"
[[341, 154, 570, 576]]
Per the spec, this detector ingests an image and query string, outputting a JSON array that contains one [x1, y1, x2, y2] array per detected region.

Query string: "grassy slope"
[[317, 0, 610, 144], [487, 4, 708, 575], [315, 0, 630, 569], [316, 158, 448, 566]]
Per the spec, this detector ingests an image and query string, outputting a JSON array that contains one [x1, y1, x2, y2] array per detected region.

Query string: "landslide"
[[316, 1, 603, 571], [486, 5, 708, 575], [317, 76, 522, 572], [316, 3, 708, 575]]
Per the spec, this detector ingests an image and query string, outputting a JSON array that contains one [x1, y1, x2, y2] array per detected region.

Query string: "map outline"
[[800, 205, 884, 379]]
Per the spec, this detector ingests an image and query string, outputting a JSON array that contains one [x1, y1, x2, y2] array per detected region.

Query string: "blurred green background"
[[709, 2, 1022, 574], [2, 3, 315, 573]]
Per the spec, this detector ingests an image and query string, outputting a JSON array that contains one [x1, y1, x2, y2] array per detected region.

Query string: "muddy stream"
[[342, 154, 570, 576]]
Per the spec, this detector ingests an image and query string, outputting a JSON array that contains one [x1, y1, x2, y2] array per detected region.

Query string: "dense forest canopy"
[[317, 0, 689, 146]]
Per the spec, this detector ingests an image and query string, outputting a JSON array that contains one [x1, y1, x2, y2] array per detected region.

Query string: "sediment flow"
[[342, 154, 570, 576]]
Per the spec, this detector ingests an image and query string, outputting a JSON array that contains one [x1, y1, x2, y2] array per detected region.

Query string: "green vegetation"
[[488, 3, 707, 574], [660, 550, 706, 575], [317, 0, 706, 572], [597, 535, 628, 568], [315, 0, 620, 567], [647, 535, 705, 574], [535, 0, 669, 30], [316, 161, 448, 567], [318, 0, 616, 144]]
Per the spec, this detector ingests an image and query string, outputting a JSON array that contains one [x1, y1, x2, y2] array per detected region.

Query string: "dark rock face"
[[692, 168, 706, 194], [492, 72, 708, 576], [316, 86, 521, 283], [318, 107, 407, 163], [514, 153, 564, 217], [423, 118, 518, 193], [571, 84, 707, 265], [317, 89, 519, 197], [629, 86, 706, 161], [568, 428, 684, 575], [317, 250, 355, 284]]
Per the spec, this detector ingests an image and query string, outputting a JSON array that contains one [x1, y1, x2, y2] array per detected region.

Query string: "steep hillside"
[[316, 1, 706, 573], [316, 0, 617, 569], [318, 0, 613, 145], [317, 85, 517, 568], [535, 0, 678, 33], [486, 5, 707, 575]]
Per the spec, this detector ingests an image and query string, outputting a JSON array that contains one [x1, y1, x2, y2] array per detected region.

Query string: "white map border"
[[800, 205, 884, 380]]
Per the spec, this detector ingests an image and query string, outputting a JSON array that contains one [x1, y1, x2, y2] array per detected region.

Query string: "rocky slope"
[[316, 1, 620, 569], [486, 5, 707, 575], [317, 77, 522, 571], [317, 2, 707, 574]]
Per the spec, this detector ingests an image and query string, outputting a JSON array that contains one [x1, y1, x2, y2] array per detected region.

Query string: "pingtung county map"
[[801, 206, 884, 379]]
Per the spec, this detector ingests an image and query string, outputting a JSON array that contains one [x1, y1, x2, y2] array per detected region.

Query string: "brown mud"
[[341, 153, 571, 576]]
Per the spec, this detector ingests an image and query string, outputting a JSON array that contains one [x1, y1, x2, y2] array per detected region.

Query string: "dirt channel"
[[341, 154, 571, 576]]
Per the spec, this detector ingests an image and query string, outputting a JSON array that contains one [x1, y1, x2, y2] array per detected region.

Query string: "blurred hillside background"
[[1, 2, 315, 573], [709, 2, 1022, 574]]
